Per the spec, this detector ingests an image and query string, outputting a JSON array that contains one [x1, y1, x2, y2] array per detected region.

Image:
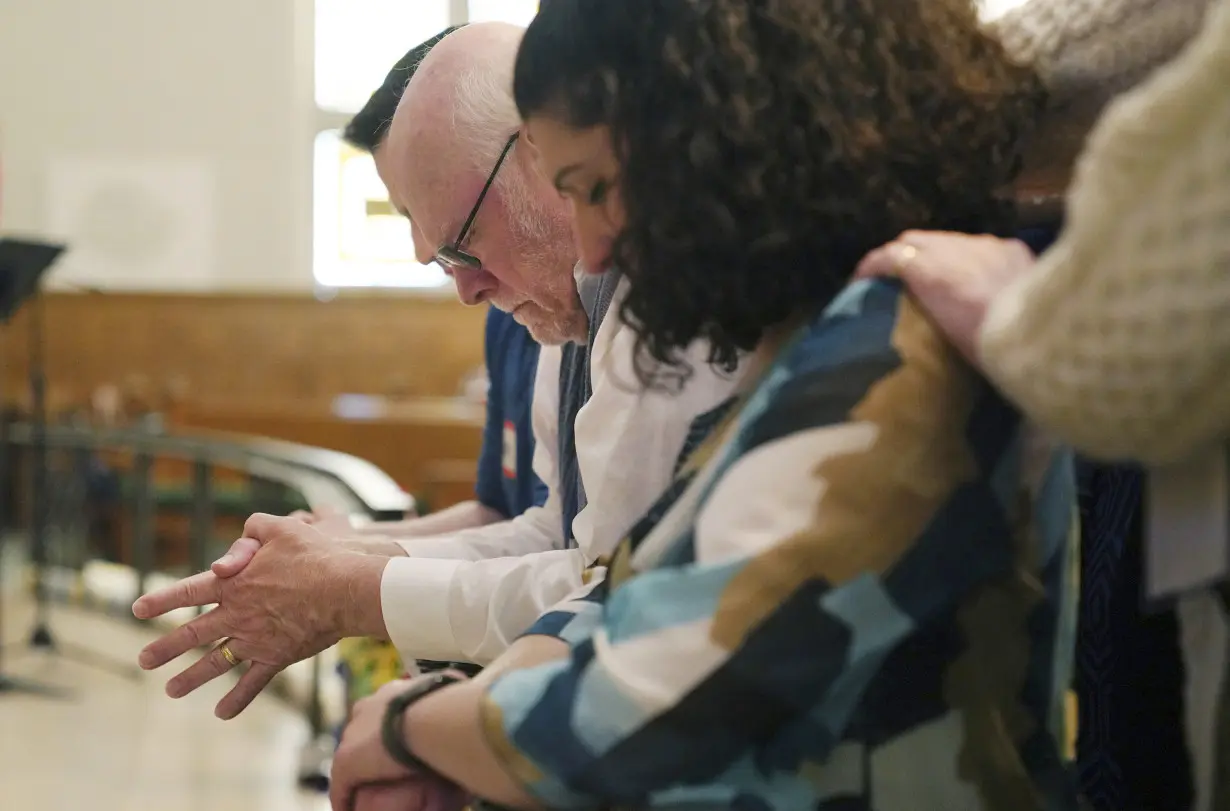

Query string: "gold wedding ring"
[[891, 243, 919, 276], [217, 641, 240, 668]]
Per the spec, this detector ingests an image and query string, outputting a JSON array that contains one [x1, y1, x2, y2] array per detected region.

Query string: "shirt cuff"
[[393, 533, 470, 559], [380, 556, 464, 662]]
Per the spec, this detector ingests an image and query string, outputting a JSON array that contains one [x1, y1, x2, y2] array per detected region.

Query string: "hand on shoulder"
[[854, 230, 1036, 365]]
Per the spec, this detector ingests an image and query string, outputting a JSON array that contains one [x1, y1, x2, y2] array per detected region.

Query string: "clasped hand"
[[131, 512, 362, 719], [854, 229, 1037, 364], [330, 677, 470, 811]]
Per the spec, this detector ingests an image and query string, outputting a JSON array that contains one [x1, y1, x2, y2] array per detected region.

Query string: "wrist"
[[369, 537, 411, 557], [326, 551, 392, 639], [385, 673, 471, 774], [338, 536, 409, 558], [399, 679, 539, 808], [400, 679, 481, 767]]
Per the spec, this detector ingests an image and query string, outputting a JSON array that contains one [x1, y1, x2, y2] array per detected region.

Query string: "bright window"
[[312, 0, 451, 289], [466, 0, 540, 26], [314, 0, 451, 114], [312, 130, 446, 289], [311, 1, 541, 289]]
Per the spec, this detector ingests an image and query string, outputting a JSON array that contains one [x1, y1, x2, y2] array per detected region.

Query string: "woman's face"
[[523, 115, 625, 275]]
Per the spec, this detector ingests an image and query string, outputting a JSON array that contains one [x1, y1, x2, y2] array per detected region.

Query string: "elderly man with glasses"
[[131, 21, 740, 722]]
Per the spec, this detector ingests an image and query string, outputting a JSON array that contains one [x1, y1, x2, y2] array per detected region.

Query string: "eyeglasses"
[[434, 133, 520, 273]]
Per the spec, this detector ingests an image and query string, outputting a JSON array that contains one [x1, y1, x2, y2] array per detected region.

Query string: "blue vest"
[[556, 269, 622, 546]]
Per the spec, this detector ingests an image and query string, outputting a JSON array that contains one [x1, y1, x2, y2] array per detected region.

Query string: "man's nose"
[[450, 266, 498, 306]]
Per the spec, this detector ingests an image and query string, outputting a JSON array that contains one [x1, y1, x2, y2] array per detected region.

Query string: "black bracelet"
[[416, 659, 483, 678], [381, 670, 466, 774]]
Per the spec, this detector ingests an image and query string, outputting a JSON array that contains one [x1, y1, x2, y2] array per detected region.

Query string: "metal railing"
[[0, 417, 413, 785]]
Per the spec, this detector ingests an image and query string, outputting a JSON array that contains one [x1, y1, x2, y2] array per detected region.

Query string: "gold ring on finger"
[[891, 244, 919, 276], [217, 641, 240, 668]]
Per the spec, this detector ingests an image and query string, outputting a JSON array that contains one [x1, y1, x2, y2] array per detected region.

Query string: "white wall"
[[0, 0, 316, 291]]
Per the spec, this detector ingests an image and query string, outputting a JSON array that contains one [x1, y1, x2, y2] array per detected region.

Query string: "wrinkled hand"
[[288, 505, 354, 535], [854, 230, 1036, 364], [131, 513, 361, 719], [331, 677, 470, 811], [211, 512, 359, 580], [310, 511, 358, 536]]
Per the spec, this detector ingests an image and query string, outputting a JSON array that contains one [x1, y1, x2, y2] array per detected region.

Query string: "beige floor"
[[0, 599, 332, 811]]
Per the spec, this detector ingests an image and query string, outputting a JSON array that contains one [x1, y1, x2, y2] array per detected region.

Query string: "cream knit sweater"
[[979, 0, 1230, 465]]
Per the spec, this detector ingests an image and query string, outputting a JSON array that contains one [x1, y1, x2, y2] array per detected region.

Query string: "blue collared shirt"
[[475, 307, 547, 519]]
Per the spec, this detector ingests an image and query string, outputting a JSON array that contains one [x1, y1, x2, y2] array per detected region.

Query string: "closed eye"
[[588, 180, 610, 205]]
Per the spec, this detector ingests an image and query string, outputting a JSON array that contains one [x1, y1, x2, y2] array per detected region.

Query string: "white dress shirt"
[[379, 278, 741, 664]]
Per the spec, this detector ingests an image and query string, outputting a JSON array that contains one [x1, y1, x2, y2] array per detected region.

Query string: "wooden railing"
[[0, 418, 413, 785]]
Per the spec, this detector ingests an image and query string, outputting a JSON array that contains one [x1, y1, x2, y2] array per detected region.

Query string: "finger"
[[897, 229, 963, 248], [243, 511, 293, 542], [354, 784, 392, 811], [432, 781, 471, 811], [210, 536, 262, 578], [1004, 236, 1036, 263], [355, 782, 432, 811], [132, 569, 222, 620], [164, 637, 250, 699], [853, 244, 903, 279], [370, 680, 401, 701], [215, 661, 279, 719], [287, 510, 314, 522], [353, 785, 381, 811], [329, 757, 356, 811], [138, 608, 229, 670]]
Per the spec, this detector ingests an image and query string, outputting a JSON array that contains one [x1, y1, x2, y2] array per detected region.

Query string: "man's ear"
[[519, 124, 548, 176]]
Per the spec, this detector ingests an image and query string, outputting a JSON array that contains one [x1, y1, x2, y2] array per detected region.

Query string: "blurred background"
[[0, 2, 536, 810]]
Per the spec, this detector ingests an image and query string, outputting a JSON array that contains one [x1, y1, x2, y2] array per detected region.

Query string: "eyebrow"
[[398, 205, 450, 249], [552, 163, 584, 191]]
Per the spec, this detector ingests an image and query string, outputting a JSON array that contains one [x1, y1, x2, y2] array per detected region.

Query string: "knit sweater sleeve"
[[978, 0, 1230, 466]]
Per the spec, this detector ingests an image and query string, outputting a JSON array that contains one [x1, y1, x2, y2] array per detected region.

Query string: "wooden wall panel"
[[172, 400, 485, 503], [0, 291, 493, 513], [0, 291, 488, 408]]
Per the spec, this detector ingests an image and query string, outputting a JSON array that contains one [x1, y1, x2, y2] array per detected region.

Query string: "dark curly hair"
[[514, 0, 1044, 379]]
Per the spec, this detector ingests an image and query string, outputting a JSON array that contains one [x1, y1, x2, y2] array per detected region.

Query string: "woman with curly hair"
[[327, 2, 1080, 809]]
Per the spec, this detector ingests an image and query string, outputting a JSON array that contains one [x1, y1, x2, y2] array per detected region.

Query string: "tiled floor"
[[0, 598, 332, 811]]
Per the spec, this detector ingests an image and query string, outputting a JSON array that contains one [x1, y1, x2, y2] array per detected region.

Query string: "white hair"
[[452, 52, 551, 240], [447, 20, 525, 174], [409, 23, 549, 239], [453, 63, 521, 170]]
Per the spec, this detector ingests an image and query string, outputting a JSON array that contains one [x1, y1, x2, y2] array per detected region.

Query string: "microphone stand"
[[0, 291, 67, 697], [13, 289, 139, 681]]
